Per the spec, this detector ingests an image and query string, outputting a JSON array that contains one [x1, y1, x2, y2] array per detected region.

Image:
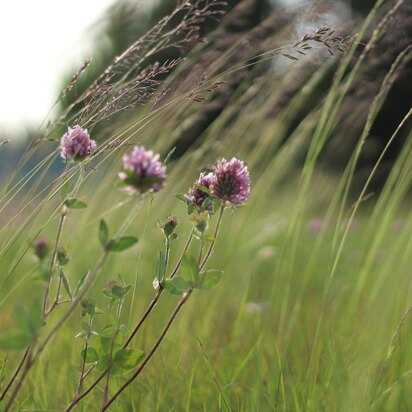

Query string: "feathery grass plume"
[[54, 0, 227, 131], [118, 146, 166, 194], [186, 172, 215, 211], [211, 157, 250, 205], [59, 126, 97, 161]]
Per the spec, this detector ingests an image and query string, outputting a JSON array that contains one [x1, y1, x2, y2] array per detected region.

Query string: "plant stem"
[[77, 339, 89, 396], [200, 205, 224, 270], [43, 206, 67, 316], [3, 343, 35, 412], [66, 213, 225, 411], [102, 207, 225, 410], [0, 347, 29, 402], [100, 299, 123, 411], [102, 290, 193, 410], [6, 251, 109, 408], [125, 227, 195, 347], [65, 228, 197, 410]]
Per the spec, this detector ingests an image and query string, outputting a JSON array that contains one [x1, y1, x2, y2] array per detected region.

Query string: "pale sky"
[[0, 0, 117, 137]]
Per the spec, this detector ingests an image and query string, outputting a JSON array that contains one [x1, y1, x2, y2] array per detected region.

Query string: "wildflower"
[[210, 157, 250, 205], [307, 218, 325, 235], [186, 172, 214, 212], [60, 126, 97, 161], [118, 146, 166, 194], [33, 239, 49, 261]]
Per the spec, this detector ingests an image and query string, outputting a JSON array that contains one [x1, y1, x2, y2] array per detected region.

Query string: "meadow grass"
[[0, 0, 411, 410]]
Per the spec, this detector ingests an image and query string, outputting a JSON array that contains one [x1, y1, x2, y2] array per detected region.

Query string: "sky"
[[0, 0, 117, 137]]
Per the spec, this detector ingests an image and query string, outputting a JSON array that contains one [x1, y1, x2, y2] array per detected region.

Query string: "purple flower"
[[60, 126, 97, 161], [118, 146, 166, 194], [307, 219, 325, 235], [186, 172, 214, 211], [210, 157, 250, 205]]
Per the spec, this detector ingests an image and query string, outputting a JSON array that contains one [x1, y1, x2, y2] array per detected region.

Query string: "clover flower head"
[[33, 238, 49, 261], [186, 172, 215, 212], [60, 126, 97, 161], [118, 146, 166, 194], [210, 157, 250, 205]]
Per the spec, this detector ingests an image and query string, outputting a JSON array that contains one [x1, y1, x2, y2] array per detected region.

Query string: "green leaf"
[[187, 203, 195, 215], [73, 270, 91, 298], [108, 236, 138, 252], [163, 276, 190, 295], [99, 220, 109, 248], [174, 193, 187, 203], [155, 250, 166, 280], [97, 334, 122, 357], [0, 331, 32, 351], [81, 347, 99, 363], [96, 354, 110, 372], [100, 326, 118, 338], [198, 270, 223, 290], [75, 331, 89, 339], [64, 198, 88, 209], [60, 270, 72, 300], [179, 253, 199, 285], [113, 348, 145, 370]]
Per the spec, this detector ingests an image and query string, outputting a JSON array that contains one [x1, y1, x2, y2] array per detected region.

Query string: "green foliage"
[[162, 254, 222, 295], [64, 198, 88, 209], [107, 236, 138, 252], [99, 220, 110, 248], [0, 300, 42, 350], [81, 347, 99, 363]]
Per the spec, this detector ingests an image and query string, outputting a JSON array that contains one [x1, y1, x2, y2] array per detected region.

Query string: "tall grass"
[[0, 0, 411, 410]]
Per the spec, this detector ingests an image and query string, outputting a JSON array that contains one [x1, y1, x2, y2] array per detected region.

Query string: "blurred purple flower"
[[210, 157, 250, 205], [186, 172, 214, 211], [118, 146, 166, 194], [60, 126, 97, 161], [307, 218, 325, 235], [33, 238, 49, 261]]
